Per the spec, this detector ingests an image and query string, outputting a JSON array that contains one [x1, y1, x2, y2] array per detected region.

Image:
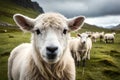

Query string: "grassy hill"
[[0, 1, 120, 80], [0, 0, 40, 25]]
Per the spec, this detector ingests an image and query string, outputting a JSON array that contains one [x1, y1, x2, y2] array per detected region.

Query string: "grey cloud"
[[32, 0, 120, 18]]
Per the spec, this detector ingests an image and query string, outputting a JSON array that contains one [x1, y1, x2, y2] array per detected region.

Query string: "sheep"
[[99, 32, 104, 42], [85, 31, 92, 35], [69, 33, 92, 67], [8, 12, 85, 80], [104, 32, 116, 43], [91, 32, 100, 42], [77, 33, 92, 66], [91, 32, 104, 42], [4, 30, 7, 32], [69, 37, 79, 66]]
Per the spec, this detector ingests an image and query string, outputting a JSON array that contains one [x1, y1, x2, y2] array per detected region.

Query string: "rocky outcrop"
[[12, 0, 44, 13]]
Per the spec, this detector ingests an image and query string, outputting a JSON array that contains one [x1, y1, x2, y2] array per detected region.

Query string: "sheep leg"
[[82, 59, 86, 67], [77, 61, 80, 67], [82, 51, 87, 60], [100, 38, 102, 42], [76, 52, 81, 67], [71, 51, 74, 59], [105, 39, 107, 43], [87, 50, 90, 60], [82, 51, 87, 67], [95, 39, 96, 42], [112, 39, 114, 43], [74, 52, 77, 66]]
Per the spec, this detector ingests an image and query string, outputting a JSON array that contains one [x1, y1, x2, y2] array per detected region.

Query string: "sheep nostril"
[[46, 46, 58, 59], [46, 46, 58, 53]]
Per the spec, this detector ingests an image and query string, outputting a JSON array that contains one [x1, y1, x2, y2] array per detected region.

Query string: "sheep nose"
[[46, 46, 58, 59], [82, 41, 86, 44], [46, 46, 58, 53]]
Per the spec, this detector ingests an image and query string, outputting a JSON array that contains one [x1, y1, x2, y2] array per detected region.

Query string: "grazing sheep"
[[85, 31, 92, 35], [91, 32, 100, 42], [99, 32, 104, 42], [69, 33, 92, 66], [8, 12, 85, 80], [104, 32, 116, 43]]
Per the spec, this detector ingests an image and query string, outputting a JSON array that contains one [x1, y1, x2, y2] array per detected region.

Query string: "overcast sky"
[[32, 0, 120, 28]]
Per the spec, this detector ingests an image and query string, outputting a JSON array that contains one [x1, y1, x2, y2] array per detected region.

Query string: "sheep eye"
[[36, 29, 41, 35], [63, 29, 67, 34]]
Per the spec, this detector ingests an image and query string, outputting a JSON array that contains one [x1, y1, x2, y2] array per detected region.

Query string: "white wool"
[[69, 33, 92, 65], [8, 12, 85, 80]]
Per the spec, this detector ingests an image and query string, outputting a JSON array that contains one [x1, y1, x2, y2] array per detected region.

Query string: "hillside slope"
[[0, 0, 43, 25], [112, 24, 120, 30]]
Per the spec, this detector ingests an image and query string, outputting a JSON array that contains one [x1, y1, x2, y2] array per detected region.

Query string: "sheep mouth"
[[47, 53, 57, 59], [42, 52, 60, 63], [46, 57, 59, 64]]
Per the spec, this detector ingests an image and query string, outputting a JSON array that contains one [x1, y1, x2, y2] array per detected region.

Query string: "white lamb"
[[104, 32, 116, 43], [69, 33, 92, 66], [8, 12, 85, 80]]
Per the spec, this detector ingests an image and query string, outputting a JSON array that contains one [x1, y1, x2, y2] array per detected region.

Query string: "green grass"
[[76, 33, 120, 80], [0, 0, 41, 79], [0, 27, 30, 80], [0, 0, 39, 24], [0, 26, 120, 80], [0, 30, 30, 54], [0, 1, 120, 79]]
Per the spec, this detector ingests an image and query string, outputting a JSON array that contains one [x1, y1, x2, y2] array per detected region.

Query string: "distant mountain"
[[77, 23, 109, 33], [112, 24, 120, 29], [12, 0, 44, 13], [104, 25, 115, 29]]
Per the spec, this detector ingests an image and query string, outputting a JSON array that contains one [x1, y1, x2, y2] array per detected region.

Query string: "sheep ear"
[[13, 14, 35, 31], [67, 16, 85, 32]]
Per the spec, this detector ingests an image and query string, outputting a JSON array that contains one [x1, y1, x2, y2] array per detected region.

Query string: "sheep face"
[[78, 33, 90, 44], [33, 20, 69, 64], [13, 12, 85, 64]]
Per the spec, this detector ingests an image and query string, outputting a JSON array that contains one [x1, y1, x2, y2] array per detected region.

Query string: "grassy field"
[[0, 1, 120, 79], [0, 25, 120, 80], [0, 27, 30, 80], [76, 34, 120, 80]]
